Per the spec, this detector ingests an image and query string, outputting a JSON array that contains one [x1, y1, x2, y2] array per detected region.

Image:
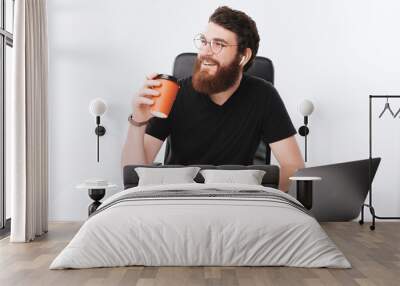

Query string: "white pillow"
[[200, 169, 266, 185], [135, 167, 201, 186]]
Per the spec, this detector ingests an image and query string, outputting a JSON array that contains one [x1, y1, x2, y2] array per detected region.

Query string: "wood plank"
[[0, 222, 399, 286]]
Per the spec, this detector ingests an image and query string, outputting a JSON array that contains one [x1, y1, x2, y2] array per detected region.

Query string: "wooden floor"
[[0, 222, 399, 286]]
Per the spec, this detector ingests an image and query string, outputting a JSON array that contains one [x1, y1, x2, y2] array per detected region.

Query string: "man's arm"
[[121, 124, 163, 168], [121, 72, 166, 168], [269, 135, 305, 193]]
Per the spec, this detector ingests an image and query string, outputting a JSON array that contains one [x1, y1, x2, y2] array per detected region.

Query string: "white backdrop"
[[47, 0, 400, 221]]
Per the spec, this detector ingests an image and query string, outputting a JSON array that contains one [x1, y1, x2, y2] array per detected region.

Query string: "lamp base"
[[298, 126, 309, 136], [95, 126, 106, 136]]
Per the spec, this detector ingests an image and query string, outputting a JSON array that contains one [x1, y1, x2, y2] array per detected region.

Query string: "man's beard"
[[192, 54, 242, 95]]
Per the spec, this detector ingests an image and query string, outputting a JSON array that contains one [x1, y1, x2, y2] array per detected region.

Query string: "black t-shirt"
[[145, 74, 296, 165]]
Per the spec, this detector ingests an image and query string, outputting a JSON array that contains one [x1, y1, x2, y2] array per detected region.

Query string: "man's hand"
[[270, 136, 305, 192], [131, 73, 162, 122]]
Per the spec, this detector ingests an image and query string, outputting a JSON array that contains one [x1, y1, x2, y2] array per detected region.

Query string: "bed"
[[50, 165, 351, 269]]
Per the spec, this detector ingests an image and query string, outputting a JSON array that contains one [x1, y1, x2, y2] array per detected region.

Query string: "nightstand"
[[76, 182, 117, 216], [289, 176, 322, 210]]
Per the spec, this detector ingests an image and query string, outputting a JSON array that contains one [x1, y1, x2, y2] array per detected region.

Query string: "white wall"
[[47, 0, 400, 221]]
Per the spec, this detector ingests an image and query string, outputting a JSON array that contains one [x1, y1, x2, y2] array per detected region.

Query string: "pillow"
[[135, 167, 201, 186], [200, 169, 266, 185]]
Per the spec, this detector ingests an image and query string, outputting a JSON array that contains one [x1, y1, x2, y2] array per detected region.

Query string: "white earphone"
[[240, 56, 246, 65]]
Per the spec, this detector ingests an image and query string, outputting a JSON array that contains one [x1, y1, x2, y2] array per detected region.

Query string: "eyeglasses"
[[193, 33, 239, 54]]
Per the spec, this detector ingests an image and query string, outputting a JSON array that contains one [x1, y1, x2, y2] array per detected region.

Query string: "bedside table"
[[289, 176, 322, 210], [76, 182, 117, 216]]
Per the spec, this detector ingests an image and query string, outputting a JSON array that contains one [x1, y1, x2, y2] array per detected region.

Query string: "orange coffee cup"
[[150, 74, 180, 118]]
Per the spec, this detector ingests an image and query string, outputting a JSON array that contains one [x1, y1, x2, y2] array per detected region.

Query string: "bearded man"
[[122, 6, 305, 192]]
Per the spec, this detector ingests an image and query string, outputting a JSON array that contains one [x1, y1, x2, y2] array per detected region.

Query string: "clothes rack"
[[359, 95, 400, 230]]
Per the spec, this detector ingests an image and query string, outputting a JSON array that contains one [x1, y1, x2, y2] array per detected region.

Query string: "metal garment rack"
[[359, 95, 400, 230]]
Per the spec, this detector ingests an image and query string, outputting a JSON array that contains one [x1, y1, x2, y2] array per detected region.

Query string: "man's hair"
[[209, 6, 260, 72]]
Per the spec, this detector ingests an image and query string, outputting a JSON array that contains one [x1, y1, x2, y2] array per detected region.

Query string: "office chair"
[[164, 52, 275, 165]]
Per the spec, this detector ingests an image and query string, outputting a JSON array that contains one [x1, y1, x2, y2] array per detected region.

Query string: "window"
[[0, 0, 14, 236]]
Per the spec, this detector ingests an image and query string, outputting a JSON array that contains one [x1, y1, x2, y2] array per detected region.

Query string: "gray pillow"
[[200, 169, 266, 185], [135, 167, 201, 186]]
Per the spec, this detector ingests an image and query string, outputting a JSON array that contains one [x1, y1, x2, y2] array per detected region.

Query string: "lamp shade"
[[299, 99, 314, 116], [89, 98, 107, 116]]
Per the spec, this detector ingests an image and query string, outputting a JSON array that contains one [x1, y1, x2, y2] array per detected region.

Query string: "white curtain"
[[9, 0, 48, 242]]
